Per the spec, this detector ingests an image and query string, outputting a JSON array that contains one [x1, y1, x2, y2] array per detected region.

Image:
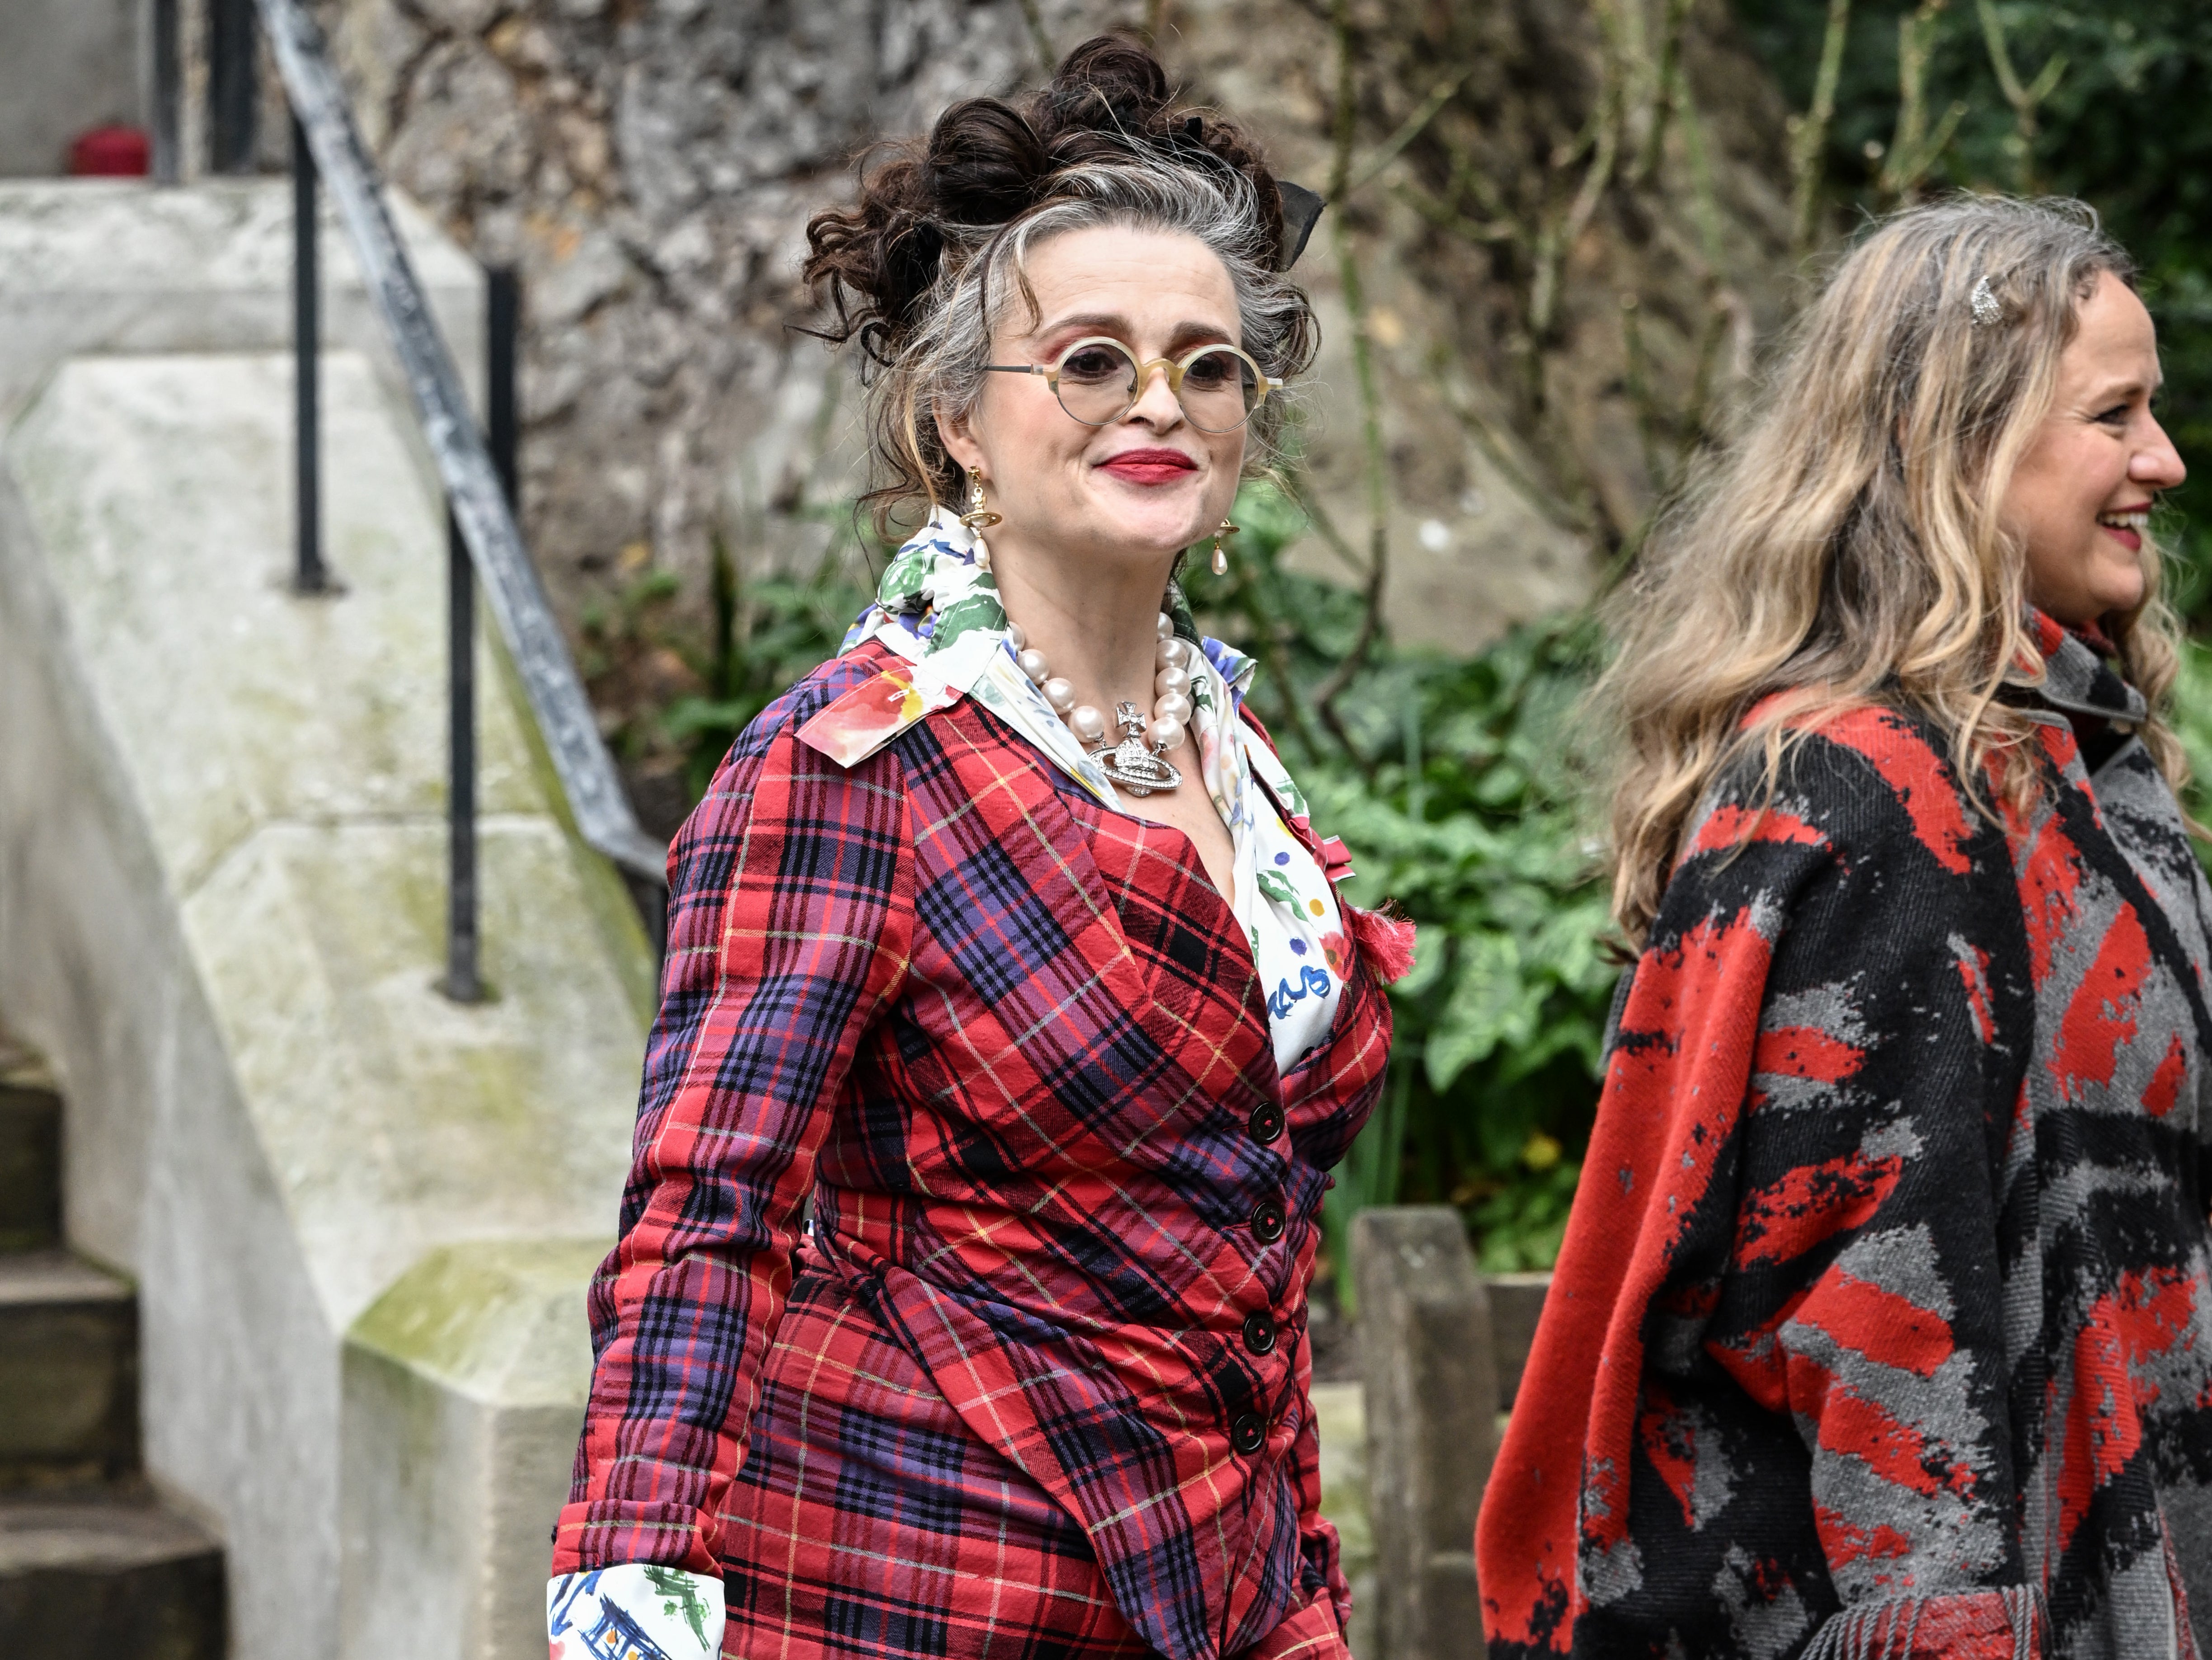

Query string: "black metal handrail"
[[150, 0, 181, 185], [211, 0, 259, 174], [203, 0, 671, 995]]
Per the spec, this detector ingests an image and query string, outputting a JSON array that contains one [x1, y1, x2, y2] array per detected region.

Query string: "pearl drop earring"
[[1211, 518, 1239, 577]]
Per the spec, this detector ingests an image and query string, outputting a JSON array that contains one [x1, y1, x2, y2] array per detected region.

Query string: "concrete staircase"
[[0, 1035, 225, 1656]]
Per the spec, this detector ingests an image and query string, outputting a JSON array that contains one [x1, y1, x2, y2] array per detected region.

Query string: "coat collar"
[[2011, 608, 2145, 726]]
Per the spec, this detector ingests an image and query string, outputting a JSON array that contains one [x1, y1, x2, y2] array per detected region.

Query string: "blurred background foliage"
[[587, 0, 2212, 1295]]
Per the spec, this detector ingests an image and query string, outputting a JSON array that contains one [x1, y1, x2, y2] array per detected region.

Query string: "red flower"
[[1320, 931, 1351, 977]]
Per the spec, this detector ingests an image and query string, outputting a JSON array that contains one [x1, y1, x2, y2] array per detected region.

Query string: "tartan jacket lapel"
[[920, 696, 1285, 1155]]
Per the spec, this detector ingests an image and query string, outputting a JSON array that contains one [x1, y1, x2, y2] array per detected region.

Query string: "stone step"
[[0, 1496, 225, 1658], [0, 1042, 61, 1255], [0, 1252, 137, 1488]]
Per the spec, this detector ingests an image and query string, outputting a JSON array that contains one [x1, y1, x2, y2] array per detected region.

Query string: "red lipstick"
[[1098, 447, 1198, 486]]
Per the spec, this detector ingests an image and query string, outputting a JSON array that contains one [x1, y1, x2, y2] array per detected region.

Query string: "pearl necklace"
[[1006, 612, 1194, 797]]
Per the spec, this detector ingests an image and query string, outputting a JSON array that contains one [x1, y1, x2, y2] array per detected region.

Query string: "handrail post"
[[442, 502, 482, 1002], [488, 269, 520, 507], [150, 0, 182, 185], [441, 268, 518, 1005], [291, 113, 328, 595], [210, 0, 258, 174]]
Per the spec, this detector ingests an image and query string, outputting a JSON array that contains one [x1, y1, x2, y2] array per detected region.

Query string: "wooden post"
[[1353, 1207, 1496, 1660], [1484, 1270, 1551, 1410]]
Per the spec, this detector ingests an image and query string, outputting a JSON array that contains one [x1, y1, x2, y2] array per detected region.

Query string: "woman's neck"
[[989, 535, 1179, 720]]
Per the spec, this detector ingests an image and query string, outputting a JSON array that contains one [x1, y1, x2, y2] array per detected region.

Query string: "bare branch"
[[1016, 0, 1055, 73], [1434, 372, 1595, 539], [1630, 0, 1697, 188], [1391, 178, 1518, 247], [1673, 69, 1726, 274], [1284, 467, 1372, 580], [1619, 292, 1664, 493], [1530, 41, 1623, 340], [1977, 0, 2065, 192], [1677, 289, 1728, 457], [1788, 0, 1852, 261], [1312, 0, 1392, 763], [1345, 68, 1475, 198], [1879, 0, 1955, 202]]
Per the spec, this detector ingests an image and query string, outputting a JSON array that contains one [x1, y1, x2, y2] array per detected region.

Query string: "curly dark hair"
[[801, 34, 1320, 532]]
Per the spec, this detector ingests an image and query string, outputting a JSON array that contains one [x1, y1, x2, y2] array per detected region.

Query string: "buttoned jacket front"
[[555, 636, 1395, 1660]]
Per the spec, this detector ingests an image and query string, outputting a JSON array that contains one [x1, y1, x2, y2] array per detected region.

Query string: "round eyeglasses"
[[983, 336, 1277, 434]]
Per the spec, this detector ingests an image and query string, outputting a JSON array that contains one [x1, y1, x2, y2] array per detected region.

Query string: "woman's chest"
[[863, 718, 1381, 1162], [2013, 734, 2212, 1142]]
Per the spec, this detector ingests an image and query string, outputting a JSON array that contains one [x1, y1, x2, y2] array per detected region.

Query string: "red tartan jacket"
[[554, 637, 1394, 1660], [1478, 615, 2212, 1659]]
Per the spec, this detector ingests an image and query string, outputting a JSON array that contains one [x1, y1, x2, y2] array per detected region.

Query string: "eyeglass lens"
[[1054, 340, 1260, 433]]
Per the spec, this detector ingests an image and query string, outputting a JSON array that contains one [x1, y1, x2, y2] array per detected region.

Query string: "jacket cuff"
[[1802, 1587, 2043, 1660], [549, 1565, 724, 1660]]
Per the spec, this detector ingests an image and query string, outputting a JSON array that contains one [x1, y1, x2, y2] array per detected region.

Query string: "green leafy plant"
[[658, 541, 870, 802]]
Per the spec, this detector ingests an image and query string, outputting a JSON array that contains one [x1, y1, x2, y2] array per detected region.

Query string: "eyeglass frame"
[[981, 335, 1279, 433]]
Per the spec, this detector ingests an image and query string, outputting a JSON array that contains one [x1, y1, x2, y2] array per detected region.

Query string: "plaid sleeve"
[[552, 700, 915, 1577]]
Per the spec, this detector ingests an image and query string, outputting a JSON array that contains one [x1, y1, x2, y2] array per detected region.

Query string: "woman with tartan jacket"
[[1478, 197, 2212, 1660], [547, 38, 1408, 1660]]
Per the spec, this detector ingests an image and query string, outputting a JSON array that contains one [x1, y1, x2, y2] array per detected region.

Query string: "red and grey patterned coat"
[[1478, 614, 2212, 1660], [554, 635, 1394, 1660]]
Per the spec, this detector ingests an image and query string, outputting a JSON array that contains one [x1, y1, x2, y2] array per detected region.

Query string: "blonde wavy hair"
[[1602, 196, 2189, 944]]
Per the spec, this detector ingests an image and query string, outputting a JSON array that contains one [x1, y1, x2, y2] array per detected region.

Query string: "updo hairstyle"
[[803, 35, 1320, 533]]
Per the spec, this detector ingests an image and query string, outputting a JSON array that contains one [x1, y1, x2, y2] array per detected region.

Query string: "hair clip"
[[1277, 180, 1325, 272], [1970, 274, 2003, 328]]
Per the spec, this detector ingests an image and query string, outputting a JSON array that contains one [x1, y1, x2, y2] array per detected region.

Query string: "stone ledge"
[[342, 1240, 604, 1660], [0, 179, 482, 433], [7, 350, 540, 904], [0, 194, 650, 1658]]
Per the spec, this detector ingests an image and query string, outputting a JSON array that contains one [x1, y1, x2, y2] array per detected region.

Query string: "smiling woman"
[[544, 34, 1411, 1660], [2003, 269, 2188, 625], [1479, 197, 2212, 1660]]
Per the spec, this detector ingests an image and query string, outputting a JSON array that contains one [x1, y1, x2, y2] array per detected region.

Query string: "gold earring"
[[1211, 518, 1239, 576], [960, 467, 1002, 531]]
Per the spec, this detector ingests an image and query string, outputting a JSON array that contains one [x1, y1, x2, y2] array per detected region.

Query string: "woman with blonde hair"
[[1478, 196, 2210, 1659]]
